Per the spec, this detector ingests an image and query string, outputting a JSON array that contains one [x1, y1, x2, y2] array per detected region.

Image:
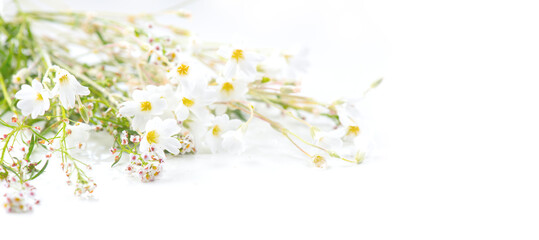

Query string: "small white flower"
[[221, 129, 246, 155], [166, 53, 198, 83], [15, 80, 51, 118], [140, 117, 182, 158], [174, 77, 215, 121], [215, 76, 248, 102], [66, 122, 91, 149], [202, 114, 242, 153], [119, 89, 167, 131], [12, 68, 29, 85], [217, 46, 264, 79], [51, 68, 90, 109], [336, 100, 366, 141]]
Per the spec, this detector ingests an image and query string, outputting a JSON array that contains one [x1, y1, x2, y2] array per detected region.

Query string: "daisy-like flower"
[[50, 68, 90, 109], [140, 117, 182, 158], [15, 80, 51, 118], [215, 76, 248, 102], [166, 53, 197, 83], [119, 90, 167, 131], [217, 46, 264, 79], [174, 77, 215, 121], [202, 114, 242, 153]]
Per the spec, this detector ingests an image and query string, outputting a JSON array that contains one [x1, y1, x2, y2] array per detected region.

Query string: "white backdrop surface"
[[1, 0, 539, 239]]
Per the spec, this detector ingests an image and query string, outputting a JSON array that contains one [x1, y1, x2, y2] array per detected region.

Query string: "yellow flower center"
[[312, 155, 326, 168], [59, 74, 69, 84], [177, 64, 189, 76], [182, 97, 194, 107], [140, 101, 152, 111], [231, 49, 244, 62], [146, 130, 159, 144], [212, 125, 221, 136], [221, 82, 234, 93], [346, 126, 360, 137], [36, 93, 43, 101]]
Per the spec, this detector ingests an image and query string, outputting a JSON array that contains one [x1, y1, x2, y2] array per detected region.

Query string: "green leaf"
[[28, 160, 49, 181], [25, 134, 36, 161]]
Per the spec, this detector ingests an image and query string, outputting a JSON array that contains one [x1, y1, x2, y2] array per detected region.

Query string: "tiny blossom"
[[312, 154, 327, 168], [119, 89, 167, 131], [138, 162, 162, 182], [140, 117, 182, 158], [12, 68, 29, 85], [121, 130, 129, 145], [51, 67, 90, 109], [130, 135, 141, 143], [74, 179, 97, 197], [178, 132, 196, 154], [217, 46, 264, 79]]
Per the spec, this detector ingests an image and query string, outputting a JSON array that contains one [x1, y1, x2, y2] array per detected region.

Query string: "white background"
[[2, 0, 539, 239]]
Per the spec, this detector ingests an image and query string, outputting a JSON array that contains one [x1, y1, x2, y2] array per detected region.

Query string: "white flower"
[[66, 122, 91, 149], [119, 89, 167, 131], [12, 68, 29, 85], [174, 77, 215, 121], [15, 80, 51, 118], [140, 117, 182, 158], [217, 46, 264, 79], [221, 129, 246, 155], [51, 68, 90, 109], [166, 53, 198, 83], [215, 76, 248, 102], [202, 114, 242, 153], [336, 100, 366, 141]]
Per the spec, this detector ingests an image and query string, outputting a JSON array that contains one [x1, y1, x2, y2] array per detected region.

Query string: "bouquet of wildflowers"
[[0, 3, 380, 212]]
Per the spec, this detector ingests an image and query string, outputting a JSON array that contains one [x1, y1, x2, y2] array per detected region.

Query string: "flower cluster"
[[0, 6, 380, 213], [2, 176, 39, 213]]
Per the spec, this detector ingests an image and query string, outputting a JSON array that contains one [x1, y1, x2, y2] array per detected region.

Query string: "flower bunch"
[[0, 4, 380, 212]]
